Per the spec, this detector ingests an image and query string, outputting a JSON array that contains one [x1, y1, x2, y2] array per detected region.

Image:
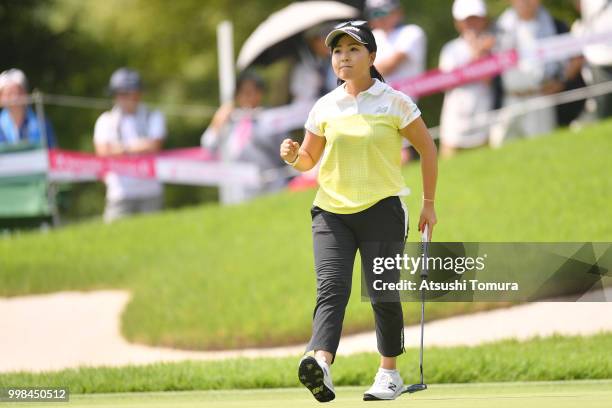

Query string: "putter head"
[[404, 383, 428, 394]]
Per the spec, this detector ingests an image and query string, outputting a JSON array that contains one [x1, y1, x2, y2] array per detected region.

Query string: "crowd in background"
[[1, 0, 611, 223]]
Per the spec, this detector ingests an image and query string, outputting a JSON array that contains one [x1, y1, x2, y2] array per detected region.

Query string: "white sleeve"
[[200, 126, 219, 149], [290, 62, 321, 101], [304, 101, 323, 136], [93, 113, 114, 144], [439, 42, 457, 72], [147, 110, 166, 140], [397, 92, 422, 129], [397, 26, 426, 64]]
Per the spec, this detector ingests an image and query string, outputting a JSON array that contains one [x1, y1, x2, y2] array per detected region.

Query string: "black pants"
[[306, 195, 408, 363]]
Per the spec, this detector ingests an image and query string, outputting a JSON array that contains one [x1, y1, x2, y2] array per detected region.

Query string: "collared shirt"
[[94, 105, 166, 201], [305, 78, 421, 214], [0, 108, 55, 148]]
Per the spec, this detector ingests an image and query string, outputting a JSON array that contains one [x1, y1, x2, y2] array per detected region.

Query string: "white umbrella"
[[236, 1, 359, 70]]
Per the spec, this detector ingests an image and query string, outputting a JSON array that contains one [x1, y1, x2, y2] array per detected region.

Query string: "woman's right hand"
[[280, 138, 300, 162], [418, 202, 437, 242]]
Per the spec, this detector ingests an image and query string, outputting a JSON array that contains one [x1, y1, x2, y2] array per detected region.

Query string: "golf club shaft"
[[419, 224, 429, 385], [419, 286, 425, 384]]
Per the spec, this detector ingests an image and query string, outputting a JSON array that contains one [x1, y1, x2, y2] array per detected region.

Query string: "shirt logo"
[[374, 106, 388, 114]]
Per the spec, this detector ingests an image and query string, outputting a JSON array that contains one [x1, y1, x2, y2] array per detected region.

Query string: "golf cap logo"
[[343, 26, 367, 42]]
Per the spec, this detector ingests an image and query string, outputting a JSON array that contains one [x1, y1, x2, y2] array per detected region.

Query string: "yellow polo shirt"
[[305, 79, 421, 214]]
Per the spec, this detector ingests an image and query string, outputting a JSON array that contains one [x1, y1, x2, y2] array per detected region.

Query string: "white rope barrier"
[[2, 92, 219, 118], [423, 79, 612, 143]]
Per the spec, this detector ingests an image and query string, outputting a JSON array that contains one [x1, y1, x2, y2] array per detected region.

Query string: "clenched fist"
[[280, 138, 300, 163]]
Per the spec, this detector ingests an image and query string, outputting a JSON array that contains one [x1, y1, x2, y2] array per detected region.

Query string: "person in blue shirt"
[[0, 69, 56, 148]]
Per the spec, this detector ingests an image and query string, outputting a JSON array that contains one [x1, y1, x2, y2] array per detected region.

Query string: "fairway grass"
[[4, 380, 612, 408], [2, 333, 610, 393]]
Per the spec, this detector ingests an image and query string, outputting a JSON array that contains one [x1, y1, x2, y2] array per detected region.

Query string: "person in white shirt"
[[365, 0, 426, 163], [365, 0, 427, 91], [580, 0, 612, 118], [94, 68, 166, 223], [490, 0, 563, 147], [439, 0, 496, 158]]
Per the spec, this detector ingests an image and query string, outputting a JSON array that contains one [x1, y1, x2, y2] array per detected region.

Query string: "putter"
[[403, 224, 429, 394]]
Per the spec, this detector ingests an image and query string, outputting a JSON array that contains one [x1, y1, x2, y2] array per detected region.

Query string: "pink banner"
[[48, 149, 105, 178], [156, 147, 217, 160], [49, 149, 155, 179], [42, 147, 261, 187], [391, 50, 518, 98], [48, 147, 216, 180]]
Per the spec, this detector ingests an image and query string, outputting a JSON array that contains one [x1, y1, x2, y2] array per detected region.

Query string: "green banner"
[[0, 173, 51, 217]]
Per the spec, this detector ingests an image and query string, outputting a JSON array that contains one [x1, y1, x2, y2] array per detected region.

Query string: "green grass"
[[0, 121, 610, 350], [1, 333, 611, 394], [3, 381, 612, 408]]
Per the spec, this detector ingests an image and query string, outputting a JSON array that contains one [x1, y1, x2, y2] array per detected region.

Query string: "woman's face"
[[331, 35, 375, 82]]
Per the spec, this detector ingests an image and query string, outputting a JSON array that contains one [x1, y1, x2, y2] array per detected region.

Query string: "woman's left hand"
[[418, 202, 437, 241]]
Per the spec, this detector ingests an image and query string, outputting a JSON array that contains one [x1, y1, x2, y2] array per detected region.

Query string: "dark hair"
[[328, 29, 385, 86], [235, 70, 266, 97]]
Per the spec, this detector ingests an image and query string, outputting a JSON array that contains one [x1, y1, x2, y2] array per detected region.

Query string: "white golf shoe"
[[363, 368, 405, 401], [298, 355, 335, 402]]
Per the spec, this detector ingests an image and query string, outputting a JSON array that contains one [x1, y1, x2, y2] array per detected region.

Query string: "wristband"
[[284, 152, 299, 166]]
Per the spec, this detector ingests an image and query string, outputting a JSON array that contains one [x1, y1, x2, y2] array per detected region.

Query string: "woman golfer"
[[279, 20, 437, 402]]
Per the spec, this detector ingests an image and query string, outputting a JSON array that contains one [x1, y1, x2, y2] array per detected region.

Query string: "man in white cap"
[[93, 68, 166, 223], [439, 0, 495, 158], [0, 69, 55, 148]]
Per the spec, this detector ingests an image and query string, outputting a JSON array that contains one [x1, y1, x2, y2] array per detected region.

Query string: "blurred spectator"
[[94, 68, 166, 223], [439, 0, 495, 158], [491, 0, 563, 147], [201, 71, 289, 204], [552, 15, 587, 127], [290, 23, 337, 101], [366, 0, 427, 90], [0, 69, 55, 148], [366, 0, 426, 164], [580, 0, 612, 118]]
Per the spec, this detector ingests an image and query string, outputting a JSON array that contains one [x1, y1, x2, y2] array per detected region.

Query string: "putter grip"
[[421, 224, 429, 279]]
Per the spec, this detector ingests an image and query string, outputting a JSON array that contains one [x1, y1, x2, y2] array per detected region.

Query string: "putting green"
[[5, 380, 611, 407]]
